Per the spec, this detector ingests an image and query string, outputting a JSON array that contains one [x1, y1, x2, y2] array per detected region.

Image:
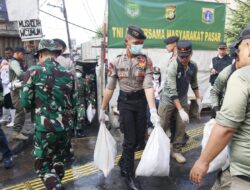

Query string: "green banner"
[[108, 0, 226, 50]]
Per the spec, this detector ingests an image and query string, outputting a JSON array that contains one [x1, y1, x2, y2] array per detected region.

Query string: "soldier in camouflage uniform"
[[20, 39, 75, 190], [74, 65, 86, 137], [84, 73, 96, 123]]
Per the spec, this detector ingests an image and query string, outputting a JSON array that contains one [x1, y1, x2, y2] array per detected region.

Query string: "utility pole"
[[47, 0, 72, 60], [62, 0, 72, 59]]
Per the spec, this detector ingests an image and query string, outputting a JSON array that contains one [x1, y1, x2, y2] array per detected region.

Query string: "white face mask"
[[76, 72, 82, 78], [129, 44, 143, 55], [153, 74, 160, 80]]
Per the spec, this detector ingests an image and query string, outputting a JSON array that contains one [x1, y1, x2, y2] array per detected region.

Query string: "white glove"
[[99, 109, 106, 123], [12, 80, 23, 89], [178, 108, 189, 124], [7, 83, 12, 90], [196, 98, 203, 114], [150, 108, 160, 126]]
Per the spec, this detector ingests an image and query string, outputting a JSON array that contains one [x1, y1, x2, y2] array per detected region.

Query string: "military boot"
[[43, 174, 65, 190]]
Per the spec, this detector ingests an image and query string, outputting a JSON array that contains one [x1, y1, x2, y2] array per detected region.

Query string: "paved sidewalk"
[[0, 113, 34, 157]]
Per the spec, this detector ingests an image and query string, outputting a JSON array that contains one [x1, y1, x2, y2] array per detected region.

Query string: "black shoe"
[[118, 158, 127, 177], [125, 176, 141, 190], [3, 157, 14, 169], [75, 130, 86, 138]]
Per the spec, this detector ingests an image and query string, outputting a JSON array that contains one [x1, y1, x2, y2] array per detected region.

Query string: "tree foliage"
[[225, 0, 250, 44], [93, 26, 104, 39]]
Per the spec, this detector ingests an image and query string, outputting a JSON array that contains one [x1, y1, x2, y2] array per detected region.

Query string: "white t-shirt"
[[1, 64, 10, 96], [153, 80, 164, 100]]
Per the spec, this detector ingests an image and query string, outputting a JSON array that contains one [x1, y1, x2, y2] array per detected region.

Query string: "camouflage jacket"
[[84, 74, 96, 106], [21, 58, 76, 132], [75, 76, 85, 105], [75, 74, 96, 107]]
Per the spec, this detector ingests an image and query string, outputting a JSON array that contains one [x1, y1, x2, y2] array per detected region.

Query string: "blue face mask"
[[129, 44, 143, 55]]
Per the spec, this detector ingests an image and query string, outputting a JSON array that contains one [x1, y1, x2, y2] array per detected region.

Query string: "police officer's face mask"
[[129, 44, 144, 55]]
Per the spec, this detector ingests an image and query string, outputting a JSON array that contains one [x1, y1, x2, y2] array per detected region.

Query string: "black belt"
[[119, 90, 145, 101], [236, 175, 250, 182]]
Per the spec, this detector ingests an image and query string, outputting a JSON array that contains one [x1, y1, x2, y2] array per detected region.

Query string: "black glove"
[[211, 106, 219, 118]]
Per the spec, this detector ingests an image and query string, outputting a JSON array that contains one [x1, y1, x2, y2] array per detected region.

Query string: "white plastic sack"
[[94, 122, 117, 177], [87, 104, 96, 123], [201, 119, 229, 173], [136, 124, 170, 176]]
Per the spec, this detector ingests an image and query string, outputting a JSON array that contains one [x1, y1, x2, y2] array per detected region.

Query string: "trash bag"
[[94, 122, 117, 177], [201, 119, 229, 173], [87, 104, 96, 123], [136, 123, 170, 176]]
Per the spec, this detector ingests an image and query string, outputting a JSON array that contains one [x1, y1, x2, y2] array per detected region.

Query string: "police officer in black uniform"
[[209, 42, 233, 85], [99, 25, 159, 190]]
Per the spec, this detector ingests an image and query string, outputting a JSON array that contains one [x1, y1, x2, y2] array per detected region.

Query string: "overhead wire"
[[85, 0, 98, 27], [39, 9, 103, 36], [82, 0, 98, 29], [39, 0, 48, 8]]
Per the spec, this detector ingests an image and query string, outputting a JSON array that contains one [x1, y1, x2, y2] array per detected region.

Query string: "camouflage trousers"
[[76, 104, 86, 130], [34, 131, 70, 189]]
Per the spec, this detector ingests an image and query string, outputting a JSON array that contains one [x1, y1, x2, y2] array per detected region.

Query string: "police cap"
[[177, 40, 192, 56], [164, 36, 179, 45], [218, 42, 227, 49], [239, 24, 250, 40], [235, 25, 250, 47], [127, 25, 146, 40]]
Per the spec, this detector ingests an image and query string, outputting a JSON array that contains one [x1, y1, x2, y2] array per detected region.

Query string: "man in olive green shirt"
[[190, 25, 250, 190], [159, 40, 202, 164], [210, 43, 239, 190], [9, 47, 28, 140]]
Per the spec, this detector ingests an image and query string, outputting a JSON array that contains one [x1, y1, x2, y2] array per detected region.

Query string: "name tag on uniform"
[[118, 68, 128, 78]]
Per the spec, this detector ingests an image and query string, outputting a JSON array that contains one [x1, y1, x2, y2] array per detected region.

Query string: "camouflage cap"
[[75, 65, 83, 73], [34, 39, 62, 58]]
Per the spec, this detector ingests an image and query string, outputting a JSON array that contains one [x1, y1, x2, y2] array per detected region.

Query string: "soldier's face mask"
[[76, 72, 82, 78], [130, 44, 143, 55]]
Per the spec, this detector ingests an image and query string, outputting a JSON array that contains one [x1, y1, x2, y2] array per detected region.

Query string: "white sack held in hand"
[[201, 119, 229, 173], [136, 124, 170, 176], [94, 122, 117, 177], [87, 104, 96, 123]]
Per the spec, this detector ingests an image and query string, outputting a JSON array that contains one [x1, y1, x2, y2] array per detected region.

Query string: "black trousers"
[[3, 93, 14, 109], [0, 128, 12, 159], [118, 93, 147, 175]]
